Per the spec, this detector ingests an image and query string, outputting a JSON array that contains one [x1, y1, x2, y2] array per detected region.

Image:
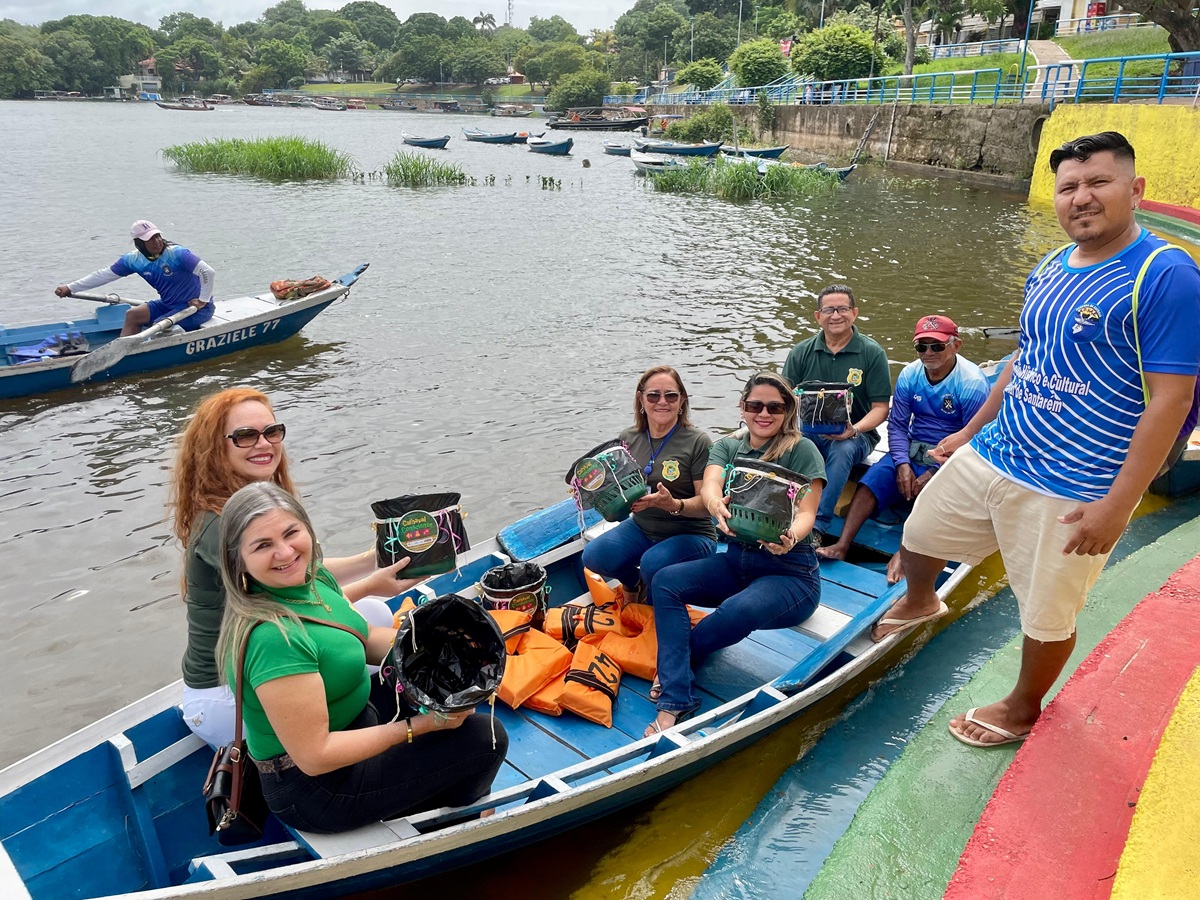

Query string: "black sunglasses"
[[642, 390, 681, 404], [914, 341, 949, 353], [742, 400, 788, 415], [226, 423, 287, 448]]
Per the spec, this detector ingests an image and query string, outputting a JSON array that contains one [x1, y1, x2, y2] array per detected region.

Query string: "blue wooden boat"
[[721, 145, 789, 160], [0, 265, 368, 401], [602, 141, 632, 156], [527, 136, 573, 156], [632, 138, 723, 157], [462, 128, 522, 144], [0, 479, 975, 897], [401, 133, 451, 149], [828, 164, 858, 182]]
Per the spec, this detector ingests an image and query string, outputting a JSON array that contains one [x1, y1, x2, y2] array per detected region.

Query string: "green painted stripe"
[[804, 510, 1200, 900], [1137, 209, 1200, 249]]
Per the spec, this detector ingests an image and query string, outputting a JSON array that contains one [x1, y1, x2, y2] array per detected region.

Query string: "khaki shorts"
[[902, 445, 1116, 642]]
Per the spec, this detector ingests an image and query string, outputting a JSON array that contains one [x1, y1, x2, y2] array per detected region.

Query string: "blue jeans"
[[650, 543, 821, 714], [807, 433, 872, 532], [580, 518, 715, 605]]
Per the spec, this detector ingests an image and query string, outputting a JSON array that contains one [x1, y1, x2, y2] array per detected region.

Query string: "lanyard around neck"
[[644, 422, 679, 476]]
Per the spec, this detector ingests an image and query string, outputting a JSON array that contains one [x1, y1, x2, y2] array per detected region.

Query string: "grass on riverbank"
[[649, 158, 839, 201], [382, 151, 468, 187], [1055, 26, 1171, 78], [162, 136, 359, 180], [886, 52, 1022, 78]]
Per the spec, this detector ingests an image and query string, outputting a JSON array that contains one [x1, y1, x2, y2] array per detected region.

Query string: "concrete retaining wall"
[[651, 103, 1052, 182]]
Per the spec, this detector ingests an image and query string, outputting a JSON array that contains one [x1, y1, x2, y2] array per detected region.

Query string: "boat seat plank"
[[291, 818, 419, 860], [492, 705, 591, 779], [823, 516, 902, 556], [126, 733, 207, 789], [497, 498, 601, 561], [817, 558, 890, 597], [695, 641, 797, 704], [509, 705, 633, 761], [794, 605, 855, 644], [816, 581, 881, 618], [745, 624, 823, 661]]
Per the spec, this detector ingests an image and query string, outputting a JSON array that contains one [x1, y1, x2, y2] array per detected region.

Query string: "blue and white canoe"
[[0, 265, 368, 401], [527, 136, 573, 155], [401, 133, 451, 149], [461, 128, 522, 144], [631, 137, 723, 157], [0, 488, 974, 899], [720, 145, 789, 160], [629, 148, 689, 175], [602, 140, 632, 156]]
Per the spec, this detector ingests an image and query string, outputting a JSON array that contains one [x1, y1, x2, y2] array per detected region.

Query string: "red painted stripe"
[[945, 554, 1200, 900], [1140, 199, 1200, 227]]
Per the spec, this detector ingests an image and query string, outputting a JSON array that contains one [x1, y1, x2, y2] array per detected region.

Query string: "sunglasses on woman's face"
[[914, 341, 949, 353], [226, 423, 287, 448], [642, 390, 682, 404], [742, 400, 788, 415]]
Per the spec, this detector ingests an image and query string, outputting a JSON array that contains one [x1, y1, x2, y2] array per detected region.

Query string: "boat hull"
[[401, 135, 451, 149], [527, 138, 572, 155], [546, 116, 647, 131], [0, 266, 367, 401]]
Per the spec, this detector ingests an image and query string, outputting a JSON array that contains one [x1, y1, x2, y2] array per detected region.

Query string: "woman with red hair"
[[171, 388, 416, 747]]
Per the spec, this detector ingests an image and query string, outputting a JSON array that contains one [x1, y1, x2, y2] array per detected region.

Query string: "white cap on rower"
[[130, 220, 162, 241]]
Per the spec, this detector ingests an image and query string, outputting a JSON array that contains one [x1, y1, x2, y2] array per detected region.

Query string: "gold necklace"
[[286, 589, 332, 613]]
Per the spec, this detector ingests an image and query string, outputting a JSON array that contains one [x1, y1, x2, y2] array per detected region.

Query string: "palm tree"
[[472, 11, 497, 34]]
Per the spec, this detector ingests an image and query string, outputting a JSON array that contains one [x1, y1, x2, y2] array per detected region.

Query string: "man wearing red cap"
[[873, 131, 1200, 749], [55, 220, 215, 336], [817, 315, 988, 577]]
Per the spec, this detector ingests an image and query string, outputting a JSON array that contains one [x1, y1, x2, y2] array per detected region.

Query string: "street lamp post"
[[1017, 0, 1038, 89], [820, 0, 826, 29], [690, 18, 695, 62], [737, 0, 743, 45]]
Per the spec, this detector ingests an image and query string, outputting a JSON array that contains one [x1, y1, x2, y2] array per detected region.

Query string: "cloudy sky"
[[0, 0, 626, 35]]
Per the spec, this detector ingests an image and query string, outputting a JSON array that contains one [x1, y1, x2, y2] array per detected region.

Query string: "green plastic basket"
[[592, 472, 649, 522]]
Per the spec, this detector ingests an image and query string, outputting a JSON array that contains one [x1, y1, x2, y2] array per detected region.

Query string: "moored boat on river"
[[602, 140, 632, 156], [632, 137, 723, 157], [156, 97, 213, 111], [721, 145, 790, 160], [463, 128, 523, 144], [0, 265, 368, 401], [547, 107, 648, 131], [402, 133, 451, 149], [0, 471, 975, 898], [629, 148, 689, 174], [527, 136, 573, 155]]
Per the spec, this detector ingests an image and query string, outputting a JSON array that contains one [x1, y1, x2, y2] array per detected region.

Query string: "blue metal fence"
[[930, 38, 1023, 59], [625, 51, 1200, 110]]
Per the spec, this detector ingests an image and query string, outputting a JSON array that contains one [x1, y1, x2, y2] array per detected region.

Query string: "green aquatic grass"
[[382, 151, 468, 187], [650, 158, 839, 201], [162, 136, 358, 180]]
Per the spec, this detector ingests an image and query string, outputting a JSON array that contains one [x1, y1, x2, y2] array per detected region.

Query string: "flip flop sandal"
[[643, 704, 697, 738], [870, 600, 950, 643], [948, 707, 1031, 748], [649, 680, 662, 701]]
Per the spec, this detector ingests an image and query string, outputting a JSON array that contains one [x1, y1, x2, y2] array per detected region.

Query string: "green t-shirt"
[[233, 566, 371, 761], [182, 511, 224, 689], [619, 424, 717, 541], [781, 326, 893, 447], [708, 434, 827, 545]]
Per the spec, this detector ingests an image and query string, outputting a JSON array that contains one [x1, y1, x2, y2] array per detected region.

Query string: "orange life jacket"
[[524, 675, 566, 715], [600, 602, 658, 681], [543, 602, 629, 650], [559, 634, 623, 727], [489, 609, 573, 710]]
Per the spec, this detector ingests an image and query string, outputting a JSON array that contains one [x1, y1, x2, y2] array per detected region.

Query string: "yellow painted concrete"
[[1110, 666, 1200, 899], [1030, 105, 1200, 209]]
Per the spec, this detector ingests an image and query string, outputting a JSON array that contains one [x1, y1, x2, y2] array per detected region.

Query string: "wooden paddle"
[[68, 290, 147, 306], [69, 305, 199, 383]]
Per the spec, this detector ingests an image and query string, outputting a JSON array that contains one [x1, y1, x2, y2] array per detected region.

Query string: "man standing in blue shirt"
[[873, 132, 1200, 749], [56, 220, 215, 336], [817, 314, 989, 581]]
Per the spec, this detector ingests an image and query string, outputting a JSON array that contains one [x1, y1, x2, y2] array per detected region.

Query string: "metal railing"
[[640, 51, 1200, 110], [930, 38, 1023, 59], [1033, 50, 1200, 108], [1055, 14, 1149, 36]]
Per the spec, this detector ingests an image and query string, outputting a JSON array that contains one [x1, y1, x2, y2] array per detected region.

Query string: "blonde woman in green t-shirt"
[[214, 482, 508, 834]]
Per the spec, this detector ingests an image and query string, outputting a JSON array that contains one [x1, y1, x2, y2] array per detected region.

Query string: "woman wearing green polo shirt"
[[646, 372, 825, 736], [580, 365, 717, 604], [215, 482, 508, 834]]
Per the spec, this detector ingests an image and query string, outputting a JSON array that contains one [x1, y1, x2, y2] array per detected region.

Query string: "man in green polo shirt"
[[782, 284, 892, 538]]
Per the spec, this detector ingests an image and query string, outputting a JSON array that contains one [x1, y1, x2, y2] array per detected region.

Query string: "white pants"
[[180, 684, 236, 750]]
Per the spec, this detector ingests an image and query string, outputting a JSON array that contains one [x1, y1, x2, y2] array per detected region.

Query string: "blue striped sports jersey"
[[888, 356, 991, 466], [973, 229, 1200, 501], [111, 245, 203, 312]]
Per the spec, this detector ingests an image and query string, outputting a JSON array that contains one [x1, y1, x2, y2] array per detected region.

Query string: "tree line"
[[0, 0, 1193, 103]]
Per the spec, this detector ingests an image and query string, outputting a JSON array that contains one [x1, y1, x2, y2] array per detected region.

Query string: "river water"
[[1, 99, 1055, 895]]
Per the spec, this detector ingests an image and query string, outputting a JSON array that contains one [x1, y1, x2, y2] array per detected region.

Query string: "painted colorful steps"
[[946, 553, 1200, 899], [798, 499, 1200, 900]]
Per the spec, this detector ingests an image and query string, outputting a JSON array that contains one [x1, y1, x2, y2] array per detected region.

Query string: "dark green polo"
[[781, 326, 892, 447], [182, 511, 225, 689]]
